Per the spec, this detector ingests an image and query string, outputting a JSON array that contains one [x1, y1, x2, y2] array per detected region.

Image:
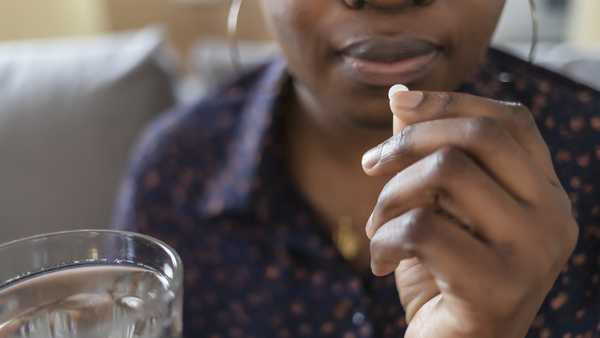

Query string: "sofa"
[[0, 28, 176, 242]]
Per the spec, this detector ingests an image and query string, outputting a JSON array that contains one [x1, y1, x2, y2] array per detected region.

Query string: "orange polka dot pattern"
[[114, 49, 599, 337]]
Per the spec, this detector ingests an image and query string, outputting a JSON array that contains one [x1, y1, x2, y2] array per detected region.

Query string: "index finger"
[[389, 90, 557, 182]]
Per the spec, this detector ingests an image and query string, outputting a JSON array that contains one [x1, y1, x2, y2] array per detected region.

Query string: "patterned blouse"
[[114, 48, 600, 338]]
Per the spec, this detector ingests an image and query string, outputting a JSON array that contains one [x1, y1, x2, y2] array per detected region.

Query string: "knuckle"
[[433, 92, 454, 114], [401, 208, 436, 249], [374, 174, 404, 223], [369, 232, 397, 267], [381, 125, 414, 161], [370, 208, 436, 261], [375, 178, 395, 213], [467, 116, 504, 142], [369, 222, 409, 274], [398, 123, 415, 145], [379, 138, 396, 160], [466, 117, 511, 155], [427, 146, 470, 182], [506, 102, 536, 130]]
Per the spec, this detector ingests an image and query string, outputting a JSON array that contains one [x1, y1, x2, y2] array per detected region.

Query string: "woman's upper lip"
[[339, 36, 441, 63]]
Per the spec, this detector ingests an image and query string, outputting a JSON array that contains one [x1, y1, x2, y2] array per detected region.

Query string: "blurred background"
[[0, 0, 598, 242], [1, 1, 599, 71], [1, 0, 599, 99], [1, 1, 599, 48]]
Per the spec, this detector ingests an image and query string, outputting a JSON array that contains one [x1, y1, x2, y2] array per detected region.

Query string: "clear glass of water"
[[0, 230, 183, 338]]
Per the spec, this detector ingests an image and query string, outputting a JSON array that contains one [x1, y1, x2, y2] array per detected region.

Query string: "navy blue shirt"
[[115, 49, 600, 338]]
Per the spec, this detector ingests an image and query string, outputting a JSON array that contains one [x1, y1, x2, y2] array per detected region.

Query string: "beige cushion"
[[0, 28, 175, 242]]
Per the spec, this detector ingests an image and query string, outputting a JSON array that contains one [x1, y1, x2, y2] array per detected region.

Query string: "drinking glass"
[[0, 230, 183, 338]]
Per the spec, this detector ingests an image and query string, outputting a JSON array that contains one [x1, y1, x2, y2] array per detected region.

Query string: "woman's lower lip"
[[340, 51, 439, 87]]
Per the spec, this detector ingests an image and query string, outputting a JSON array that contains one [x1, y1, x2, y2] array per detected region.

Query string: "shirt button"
[[352, 311, 366, 326]]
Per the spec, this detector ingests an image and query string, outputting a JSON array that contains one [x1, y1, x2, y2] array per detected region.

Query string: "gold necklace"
[[333, 216, 361, 261]]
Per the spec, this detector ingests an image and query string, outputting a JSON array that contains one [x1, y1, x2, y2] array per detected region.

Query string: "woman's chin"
[[353, 117, 393, 130], [339, 106, 397, 131]]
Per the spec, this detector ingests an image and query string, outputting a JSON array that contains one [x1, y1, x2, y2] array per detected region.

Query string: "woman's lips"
[[341, 51, 439, 86], [337, 36, 441, 87]]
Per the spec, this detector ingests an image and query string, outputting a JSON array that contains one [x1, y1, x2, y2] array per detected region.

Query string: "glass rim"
[[0, 229, 183, 290]]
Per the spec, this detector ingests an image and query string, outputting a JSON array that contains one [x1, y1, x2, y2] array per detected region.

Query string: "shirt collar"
[[198, 57, 290, 217]]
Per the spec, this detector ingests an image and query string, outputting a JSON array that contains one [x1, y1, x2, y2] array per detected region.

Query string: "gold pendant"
[[334, 216, 361, 261]]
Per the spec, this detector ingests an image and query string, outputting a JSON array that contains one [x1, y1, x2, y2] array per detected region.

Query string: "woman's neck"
[[290, 81, 391, 166], [283, 82, 392, 270]]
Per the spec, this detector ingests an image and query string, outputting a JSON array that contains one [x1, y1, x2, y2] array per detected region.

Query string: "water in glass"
[[0, 264, 182, 338]]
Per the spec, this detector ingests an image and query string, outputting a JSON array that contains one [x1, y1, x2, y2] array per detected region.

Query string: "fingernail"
[[362, 145, 381, 170], [392, 91, 424, 110]]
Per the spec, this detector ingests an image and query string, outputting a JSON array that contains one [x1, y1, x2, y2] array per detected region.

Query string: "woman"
[[115, 1, 599, 337]]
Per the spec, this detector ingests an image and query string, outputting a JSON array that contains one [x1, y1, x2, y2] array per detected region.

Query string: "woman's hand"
[[361, 91, 579, 338]]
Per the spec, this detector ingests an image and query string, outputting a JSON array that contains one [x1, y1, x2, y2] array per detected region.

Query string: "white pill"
[[388, 84, 409, 100]]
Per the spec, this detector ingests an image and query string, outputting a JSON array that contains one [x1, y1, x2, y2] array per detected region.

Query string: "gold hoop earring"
[[528, 0, 538, 63], [227, 0, 243, 73]]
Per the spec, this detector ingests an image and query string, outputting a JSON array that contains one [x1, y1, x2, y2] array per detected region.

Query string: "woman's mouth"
[[338, 36, 441, 87]]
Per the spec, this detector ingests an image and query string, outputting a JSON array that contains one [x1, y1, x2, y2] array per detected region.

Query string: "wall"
[[0, 0, 107, 41], [103, 0, 271, 56], [568, 0, 600, 47], [0, 0, 597, 50]]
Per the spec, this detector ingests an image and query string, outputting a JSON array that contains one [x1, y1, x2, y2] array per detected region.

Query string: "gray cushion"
[[0, 28, 176, 242], [182, 39, 278, 101]]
